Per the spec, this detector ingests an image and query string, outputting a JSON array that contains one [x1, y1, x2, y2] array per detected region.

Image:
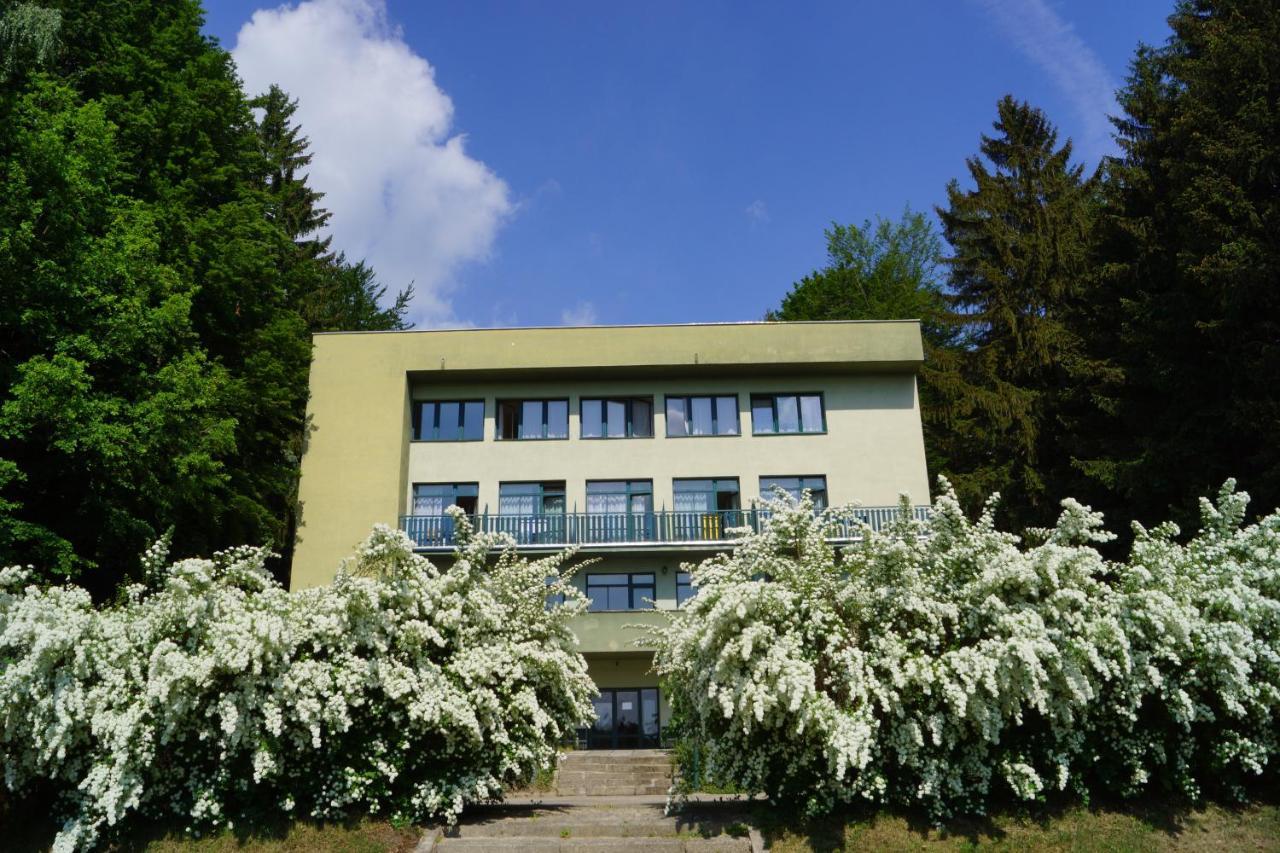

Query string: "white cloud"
[[560, 301, 598, 326], [744, 199, 770, 224], [232, 0, 512, 326], [973, 0, 1118, 161]]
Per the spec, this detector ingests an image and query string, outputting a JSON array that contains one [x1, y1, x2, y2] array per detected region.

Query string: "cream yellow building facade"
[[291, 320, 931, 748]]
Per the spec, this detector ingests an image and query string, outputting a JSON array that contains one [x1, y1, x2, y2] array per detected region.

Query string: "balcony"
[[399, 506, 930, 552]]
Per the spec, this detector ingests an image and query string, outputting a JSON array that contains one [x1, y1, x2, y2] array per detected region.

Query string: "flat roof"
[[310, 319, 924, 378]]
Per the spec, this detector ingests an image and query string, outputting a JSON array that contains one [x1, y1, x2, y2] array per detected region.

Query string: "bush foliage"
[[0, 513, 593, 852], [650, 481, 1280, 818]]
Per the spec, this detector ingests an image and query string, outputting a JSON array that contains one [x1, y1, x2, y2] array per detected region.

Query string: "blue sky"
[[203, 1, 1174, 328]]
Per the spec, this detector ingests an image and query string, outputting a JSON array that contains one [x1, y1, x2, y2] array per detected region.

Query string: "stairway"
[[554, 749, 674, 796], [427, 802, 753, 852]]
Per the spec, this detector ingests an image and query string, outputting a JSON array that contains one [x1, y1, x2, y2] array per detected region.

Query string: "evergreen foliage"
[[933, 96, 1100, 527], [0, 2, 408, 592], [1081, 0, 1280, 529]]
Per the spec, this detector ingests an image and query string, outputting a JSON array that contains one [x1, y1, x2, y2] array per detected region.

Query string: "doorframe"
[[586, 686, 661, 749]]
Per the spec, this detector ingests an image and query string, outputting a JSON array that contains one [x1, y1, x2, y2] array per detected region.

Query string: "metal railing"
[[399, 505, 930, 549]]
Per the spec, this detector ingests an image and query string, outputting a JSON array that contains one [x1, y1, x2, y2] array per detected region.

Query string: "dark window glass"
[[581, 397, 654, 438], [760, 476, 828, 509], [631, 399, 653, 437], [498, 400, 520, 439], [750, 394, 825, 435], [496, 399, 569, 440], [715, 396, 739, 434], [751, 398, 774, 434], [412, 482, 479, 515], [520, 400, 542, 439], [413, 400, 485, 441], [673, 478, 740, 512], [582, 399, 604, 438], [777, 395, 800, 433], [676, 572, 696, 608], [641, 688, 660, 736], [665, 398, 687, 436], [799, 395, 824, 432], [586, 573, 655, 611], [547, 400, 569, 438], [665, 396, 739, 436], [499, 481, 566, 515]]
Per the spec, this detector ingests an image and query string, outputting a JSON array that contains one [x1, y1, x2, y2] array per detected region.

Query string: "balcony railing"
[[399, 506, 930, 550]]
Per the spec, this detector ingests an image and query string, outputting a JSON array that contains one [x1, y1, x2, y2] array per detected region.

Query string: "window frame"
[[411, 399, 486, 442], [498, 480, 567, 516], [495, 398, 570, 441], [759, 475, 829, 509], [579, 396, 655, 439], [411, 481, 480, 515], [663, 394, 741, 438], [676, 571, 696, 608], [672, 477, 742, 512], [585, 572, 657, 612], [750, 393, 827, 435]]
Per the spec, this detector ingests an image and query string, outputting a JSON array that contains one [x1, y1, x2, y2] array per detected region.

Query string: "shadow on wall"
[[824, 374, 916, 411]]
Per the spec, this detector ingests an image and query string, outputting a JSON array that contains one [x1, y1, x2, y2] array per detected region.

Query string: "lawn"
[[756, 793, 1280, 852], [5, 791, 1278, 851]]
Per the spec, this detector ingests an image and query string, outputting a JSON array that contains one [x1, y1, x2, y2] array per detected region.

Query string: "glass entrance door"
[[586, 687, 660, 748]]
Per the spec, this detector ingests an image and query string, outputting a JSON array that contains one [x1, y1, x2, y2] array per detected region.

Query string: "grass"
[[3, 804, 424, 853], [6, 787, 1278, 851], [755, 789, 1280, 852]]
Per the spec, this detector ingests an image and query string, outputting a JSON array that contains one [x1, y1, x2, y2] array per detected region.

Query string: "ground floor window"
[[586, 573, 655, 611], [587, 687, 660, 749], [676, 571, 696, 607]]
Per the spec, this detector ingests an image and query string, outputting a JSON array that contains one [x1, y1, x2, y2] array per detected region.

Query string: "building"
[[290, 320, 931, 749]]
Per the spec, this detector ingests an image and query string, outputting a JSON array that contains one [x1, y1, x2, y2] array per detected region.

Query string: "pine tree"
[[935, 96, 1099, 527], [1085, 0, 1280, 528]]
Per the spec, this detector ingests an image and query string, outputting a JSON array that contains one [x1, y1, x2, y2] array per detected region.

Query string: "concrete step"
[[430, 803, 754, 852], [559, 763, 673, 774], [560, 778, 675, 794], [556, 772, 672, 785]]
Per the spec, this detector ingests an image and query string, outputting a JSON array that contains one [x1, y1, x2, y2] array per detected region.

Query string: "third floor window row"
[[411, 393, 827, 441]]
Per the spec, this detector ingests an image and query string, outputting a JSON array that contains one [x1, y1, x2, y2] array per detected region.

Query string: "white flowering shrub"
[[650, 480, 1280, 819], [0, 510, 594, 851]]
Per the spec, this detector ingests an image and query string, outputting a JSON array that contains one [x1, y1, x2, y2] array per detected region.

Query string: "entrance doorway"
[[587, 687, 660, 748]]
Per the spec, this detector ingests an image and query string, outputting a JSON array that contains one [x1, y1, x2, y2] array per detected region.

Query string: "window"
[[545, 575, 565, 610], [499, 481, 566, 516], [676, 572, 696, 608], [665, 395, 739, 437], [751, 393, 825, 434], [760, 476, 828, 509], [581, 397, 653, 438], [496, 399, 569, 440], [673, 478, 741, 513], [412, 400, 484, 441], [499, 481, 566, 543], [673, 479, 740, 540], [586, 573, 655, 611], [585, 480, 654, 542], [587, 480, 653, 514], [412, 482, 479, 515]]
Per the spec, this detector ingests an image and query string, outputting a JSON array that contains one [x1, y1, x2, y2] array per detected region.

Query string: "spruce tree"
[[1085, 0, 1280, 528], [935, 96, 1099, 527]]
